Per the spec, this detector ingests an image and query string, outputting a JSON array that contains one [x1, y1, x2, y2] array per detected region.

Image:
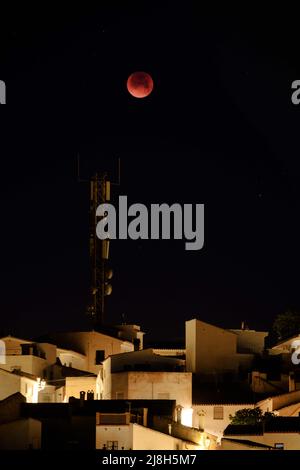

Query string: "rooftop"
[[144, 339, 185, 349], [0, 335, 33, 344], [224, 417, 300, 436], [21, 399, 176, 419], [192, 381, 258, 405], [0, 367, 38, 381], [35, 325, 134, 349], [222, 438, 275, 449]]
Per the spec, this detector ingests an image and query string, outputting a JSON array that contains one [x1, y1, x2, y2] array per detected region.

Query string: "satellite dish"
[[106, 268, 113, 280], [105, 284, 112, 296]]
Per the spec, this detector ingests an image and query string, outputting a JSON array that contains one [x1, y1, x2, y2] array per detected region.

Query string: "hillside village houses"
[[0, 318, 300, 450]]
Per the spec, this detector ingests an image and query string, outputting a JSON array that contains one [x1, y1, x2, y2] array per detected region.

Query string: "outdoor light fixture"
[[37, 378, 46, 391], [181, 408, 193, 427]]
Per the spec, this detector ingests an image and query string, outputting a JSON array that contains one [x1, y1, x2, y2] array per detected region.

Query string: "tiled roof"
[[21, 399, 176, 419], [0, 367, 37, 380], [224, 424, 263, 436], [144, 339, 185, 349], [0, 392, 25, 404], [36, 325, 133, 345], [266, 417, 300, 433], [60, 365, 97, 378], [192, 381, 258, 405], [222, 438, 275, 449], [224, 417, 300, 436]]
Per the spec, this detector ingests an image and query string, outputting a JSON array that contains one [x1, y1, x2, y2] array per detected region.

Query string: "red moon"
[[127, 71, 154, 98]]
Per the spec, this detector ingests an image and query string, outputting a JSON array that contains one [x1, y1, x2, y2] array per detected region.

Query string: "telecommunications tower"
[[86, 172, 113, 325]]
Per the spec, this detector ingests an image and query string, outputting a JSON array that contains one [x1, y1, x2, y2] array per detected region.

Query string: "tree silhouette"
[[272, 310, 300, 341], [229, 408, 275, 425]]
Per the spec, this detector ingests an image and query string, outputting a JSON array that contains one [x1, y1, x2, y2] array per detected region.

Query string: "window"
[[275, 443, 284, 450], [213, 406, 224, 420], [157, 392, 170, 399], [107, 441, 118, 450], [98, 413, 128, 425], [41, 394, 51, 403], [95, 350, 105, 365]]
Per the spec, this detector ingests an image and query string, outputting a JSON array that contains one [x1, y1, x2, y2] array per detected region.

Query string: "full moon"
[[126, 71, 154, 98]]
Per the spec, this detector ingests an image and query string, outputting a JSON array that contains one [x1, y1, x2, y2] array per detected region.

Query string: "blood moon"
[[126, 71, 154, 98]]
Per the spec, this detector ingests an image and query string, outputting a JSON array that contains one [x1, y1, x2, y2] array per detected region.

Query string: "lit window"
[[213, 406, 224, 420], [181, 408, 193, 427], [275, 443, 284, 450]]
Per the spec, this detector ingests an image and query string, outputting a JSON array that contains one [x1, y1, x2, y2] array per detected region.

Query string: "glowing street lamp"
[[37, 377, 46, 391]]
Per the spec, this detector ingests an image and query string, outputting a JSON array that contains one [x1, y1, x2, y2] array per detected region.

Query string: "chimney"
[[241, 321, 245, 330], [87, 390, 94, 401], [80, 391, 86, 407]]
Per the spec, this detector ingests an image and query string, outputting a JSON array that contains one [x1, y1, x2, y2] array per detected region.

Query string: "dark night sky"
[[1, 3, 300, 342]]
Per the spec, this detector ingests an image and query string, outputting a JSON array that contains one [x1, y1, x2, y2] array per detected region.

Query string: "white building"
[[0, 336, 95, 403], [271, 334, 300, 355], [101, 349, 192, 409], [65, 375, 99, 401], [115, 324, 145, 350], [96, 420, 200, 450], [223, 417, 300, 450], [0, 368, 40, 403], [47, 330, 134, 375], [152, 348, 185, 358], [192, 402, 255, 439], [0, 418, 41, 450], [229, 328, 267, 355], [0, 336, 48, 377], [38, 384, 64, 403], [185, 319, 267, 379], [257, 389, 300, 416], [57, 348, 88, 371]]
